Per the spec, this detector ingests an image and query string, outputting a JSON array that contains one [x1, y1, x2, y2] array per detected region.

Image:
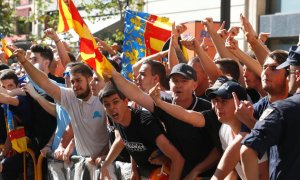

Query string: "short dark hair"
[[142, 60, 169, 90], [99, 82, 126, 102], [0, 63, 9, 71], [69, 62, 93, 77], [268, 50, 288, 65], [30, 44, 54, 62], [0, 70, 19, 86], [214, 58, 240, 81]]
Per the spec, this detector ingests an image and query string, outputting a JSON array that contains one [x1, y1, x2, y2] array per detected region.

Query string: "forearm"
[[155, 99, 205, 127], [111, 71, 154, 111], [102, 139, 124, 168], [248, 40, 270, 66], [58, 125, 74, 148], [195, 48, 222, 83], [212, 135, 243, 179], [167, 40, 179, 72], [33, 95, 56, 116], [0, 94, 19, 106], [55, 40, 71, 67], [229, 48, 262, 77], [240, 145, 259, 180], [191, 148, 220, 178], [174, 45, 188, 63]]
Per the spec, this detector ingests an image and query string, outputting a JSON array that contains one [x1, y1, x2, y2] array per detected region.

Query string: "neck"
[[82, 93, 92, 101], [255, 85, 267, 98], [268, 92, 288, 103], [119, 108, 132, 127], [228, 118, 241, 136], [174, 95, 194, 109]]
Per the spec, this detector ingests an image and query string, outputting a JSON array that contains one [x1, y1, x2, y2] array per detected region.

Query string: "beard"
[[75, 85, 91, 99]]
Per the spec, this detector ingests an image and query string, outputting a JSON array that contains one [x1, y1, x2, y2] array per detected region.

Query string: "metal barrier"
[[24, 148, 37, 180]]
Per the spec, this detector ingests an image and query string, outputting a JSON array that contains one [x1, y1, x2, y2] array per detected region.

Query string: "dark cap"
[[206, 80, 247, 101], [277, 46, 300, 69], [205, 76, 235, 95], [169, 63, 197, 81]]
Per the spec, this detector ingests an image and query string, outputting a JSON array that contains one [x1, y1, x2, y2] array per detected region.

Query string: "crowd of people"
[[0, 13, 300, 180]]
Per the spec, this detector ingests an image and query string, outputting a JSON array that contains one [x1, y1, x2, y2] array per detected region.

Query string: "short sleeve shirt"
[[242, 93, 300, 180], [115, 109, 163, 170], [60, 87, 108, 156]]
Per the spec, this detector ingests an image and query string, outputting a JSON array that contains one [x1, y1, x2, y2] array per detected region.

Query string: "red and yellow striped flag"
[[1, 39, 13, 60], [57, 0, 114, 76]]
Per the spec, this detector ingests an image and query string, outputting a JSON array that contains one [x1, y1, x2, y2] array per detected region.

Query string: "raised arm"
[[109, 70, 155, 112], [13, 48, 61, 102], [181, 36, 222, 83], [226, 35, 263, 77], [132, 50, 168, 77], [149, 83, 205, 127], [167, 23, 180, 74], [44, 28, 71, 68], [240, 14, 270, 65], [23, 83, 56, 117]]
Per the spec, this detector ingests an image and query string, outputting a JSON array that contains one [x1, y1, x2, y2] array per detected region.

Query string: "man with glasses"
[[241, 46, 300, 179]]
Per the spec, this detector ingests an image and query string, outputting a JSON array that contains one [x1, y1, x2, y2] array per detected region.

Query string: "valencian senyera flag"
[[3, 104, 27, 153], [1, 37, 13, 60], [122, 10, 173, 80], [57, 0, 114, 77]]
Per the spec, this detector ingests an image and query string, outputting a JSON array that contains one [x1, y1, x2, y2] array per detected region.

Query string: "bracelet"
[[55, 39, 61, 43]]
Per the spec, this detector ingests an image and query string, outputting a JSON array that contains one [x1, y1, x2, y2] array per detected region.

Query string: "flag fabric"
[[57, 0, 114, 76], [122, 10, 172, 80], [3, 104, 27, 153], [1, 38, 13, 60], [57, 0, 74, 32]]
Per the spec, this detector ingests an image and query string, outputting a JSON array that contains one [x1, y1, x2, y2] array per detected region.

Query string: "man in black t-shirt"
[[107, 63, 221, 179], [99, 83, 184, 180]]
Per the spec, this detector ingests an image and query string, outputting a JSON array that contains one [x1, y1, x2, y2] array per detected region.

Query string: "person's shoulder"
[[272, 93, 300, 111]]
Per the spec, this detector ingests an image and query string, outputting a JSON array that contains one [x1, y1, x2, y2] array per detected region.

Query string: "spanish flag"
[[122, 10, 172, 80], [1, 39, 13, 60], [57, 0, 114, 77]]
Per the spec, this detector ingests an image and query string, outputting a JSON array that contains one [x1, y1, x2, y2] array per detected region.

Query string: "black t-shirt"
[[153, 95, 215, 177], [107, 116, 131, 163], [28, 93, 57, 151], [115, 109, 163, 171], [0, 105, 7, 144], [48, 73, 65, 84], [9, 95, 34, 139]]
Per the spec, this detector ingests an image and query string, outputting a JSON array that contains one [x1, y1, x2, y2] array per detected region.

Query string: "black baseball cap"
[[206, 80, 247, 101], [169, 63, 197, 81], [277, 46, 300, 69]]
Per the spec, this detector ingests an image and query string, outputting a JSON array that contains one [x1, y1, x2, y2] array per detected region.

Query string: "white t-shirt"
[[219, 124, 267, 179], [60, 87, 108, 156]]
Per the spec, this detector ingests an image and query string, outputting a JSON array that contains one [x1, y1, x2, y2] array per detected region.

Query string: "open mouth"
[[112, 112, 119, 119]]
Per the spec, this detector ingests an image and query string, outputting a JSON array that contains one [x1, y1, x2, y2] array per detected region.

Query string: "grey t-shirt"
[[60, 87, 108, 156]]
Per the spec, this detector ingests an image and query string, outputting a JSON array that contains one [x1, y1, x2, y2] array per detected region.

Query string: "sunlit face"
[[1, 79, 17, 90], [211, 96, 235, 123], [261, 57, 287, 95], [169, 74, 197, 102], [29, 52, 50, 73], [243, 65, 261, 89], [136, 64, 157, 93], [102, 94, 128, 124], [70, 73, 92, 100], [90, 73, 105, 96]]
